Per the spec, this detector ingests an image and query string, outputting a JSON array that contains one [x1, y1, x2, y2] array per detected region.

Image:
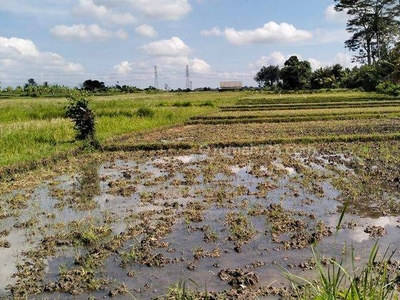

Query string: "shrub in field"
[[66, 93, 97, 145], [173, 101, 192, 107], [199, 101, 214, 107], [376, 81, 400, 96], [136, 107, 155, 118]]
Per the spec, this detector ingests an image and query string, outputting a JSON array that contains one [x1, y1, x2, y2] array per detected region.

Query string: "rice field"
[[0, 91, 399, 299]]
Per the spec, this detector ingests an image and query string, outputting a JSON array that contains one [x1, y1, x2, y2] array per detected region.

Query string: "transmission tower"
[[154, 66, 159, 89], [185, 65, 191, 90]]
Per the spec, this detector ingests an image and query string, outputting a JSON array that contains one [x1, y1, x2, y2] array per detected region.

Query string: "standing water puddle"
[[0, 146, 399, 299]]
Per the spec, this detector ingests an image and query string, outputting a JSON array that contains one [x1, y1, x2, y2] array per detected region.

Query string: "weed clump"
[[199, 100, 214, 107], [173, 101, 192, 107], [136, 107, 155, 118]]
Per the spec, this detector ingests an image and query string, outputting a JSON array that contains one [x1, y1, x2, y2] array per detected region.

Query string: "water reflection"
[[72, 161, 101, 210]]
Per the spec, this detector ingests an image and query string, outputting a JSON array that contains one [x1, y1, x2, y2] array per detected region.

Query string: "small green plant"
[[281, 197, 400, 300], [376, 81, 400, 96], [163, 279, 204, 300], [283, 243, 399, 300], [173, 101, 192, 107], [136, 107, 155, 118], [199, 101, 214, 107], [66, 93, 97, 145]]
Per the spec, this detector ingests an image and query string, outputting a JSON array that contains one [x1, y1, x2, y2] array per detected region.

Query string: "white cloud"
[[50, 24, 128, 42], [224, 22, 312, 45], [0, 36, 84, 86], [74, 0, 136, 24], [140, 37, 191, 57], [114, 61, 133, 75], [250, 51, 286, 68], [113, 52, 212, 88], [325, 4, 347, 23], [135, 24, 157, 38], [308, 58, 325, 70], [200, 26, 222, 37], [190, 58, 211, 74], [131, 0, 191, 20], [0, 36, 40, 57]]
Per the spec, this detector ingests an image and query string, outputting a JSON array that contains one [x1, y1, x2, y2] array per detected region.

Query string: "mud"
[[0, 142, 399, 299]]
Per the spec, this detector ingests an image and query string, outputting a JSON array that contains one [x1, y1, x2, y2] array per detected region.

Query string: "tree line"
[[0, 79, 159, 98], [255, 0, 400, 95], [1, 0, 399, 97], [254, 48, 400, 95]]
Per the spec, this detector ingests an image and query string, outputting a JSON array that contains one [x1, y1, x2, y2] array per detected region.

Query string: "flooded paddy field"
[[1, 141, 400, 299], [1, 92, 400, 299]]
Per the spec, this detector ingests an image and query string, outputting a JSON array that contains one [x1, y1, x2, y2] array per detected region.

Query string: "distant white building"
[[219, 81, 243, 91]]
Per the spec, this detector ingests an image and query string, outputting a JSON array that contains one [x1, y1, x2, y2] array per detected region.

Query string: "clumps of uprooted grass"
[[157, 278, 292, 299], [225, 211, 256, 253], [283, 242, 400, 300]]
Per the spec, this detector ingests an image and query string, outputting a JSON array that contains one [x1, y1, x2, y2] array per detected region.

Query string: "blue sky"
[[0, 0, 352, 89]]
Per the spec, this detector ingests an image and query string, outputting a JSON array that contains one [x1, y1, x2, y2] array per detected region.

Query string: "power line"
[[154, 66, 159, 89], [185, 65, 191, 90]]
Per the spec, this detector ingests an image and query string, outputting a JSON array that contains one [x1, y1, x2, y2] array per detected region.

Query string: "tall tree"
[[280, 56, 312, 90], [254, 65, 280, 88], [387, 42, 400, 83], [335, 0, 400, 65], [82, 79, 106, 92]]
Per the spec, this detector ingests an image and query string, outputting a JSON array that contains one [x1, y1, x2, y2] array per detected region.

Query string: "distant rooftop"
[[219, 81, 243, 90]]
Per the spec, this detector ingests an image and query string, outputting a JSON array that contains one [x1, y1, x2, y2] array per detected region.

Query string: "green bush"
[[199, 100, 214, 107], [65, 93, 96, 143], [173, 101, 192, 107], [376, 81, 400, 96]]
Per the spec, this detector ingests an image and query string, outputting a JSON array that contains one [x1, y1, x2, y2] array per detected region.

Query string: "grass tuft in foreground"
[[282, 243, 399, 300]]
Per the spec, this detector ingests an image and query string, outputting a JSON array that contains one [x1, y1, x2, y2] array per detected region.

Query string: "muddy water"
[[0, 144, 399, 299]]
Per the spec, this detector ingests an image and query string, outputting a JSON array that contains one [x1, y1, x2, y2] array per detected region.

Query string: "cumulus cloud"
[[224, 22, 312, 45], [140, 37, 191, 57], [50, 24, 128, 41], [135, 24, 157, 38], [0, 36, 84, 86], [114, 60, 133, 74], [74, 0, 136, 24], [250, 51, 287, 68], [0, 36, 40, 57], [190, 58, 211, 74], [200, 26, 222, 37], [113, 44, 211, 87], [308, 58, 326, 70], [324, 4, 347, 23]]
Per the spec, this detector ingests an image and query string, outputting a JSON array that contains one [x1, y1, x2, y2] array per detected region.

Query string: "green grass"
[[1, 90, 399, 174], [283, 201, 400, 300], [237, 91, 395, 105], [0, 92, 225, 169], [284, 243, 399, 300], [190, 106, 400, 120], [221, 100, 400, 111], [0, 119, 75, 166], [186, 111, 400, 125]]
